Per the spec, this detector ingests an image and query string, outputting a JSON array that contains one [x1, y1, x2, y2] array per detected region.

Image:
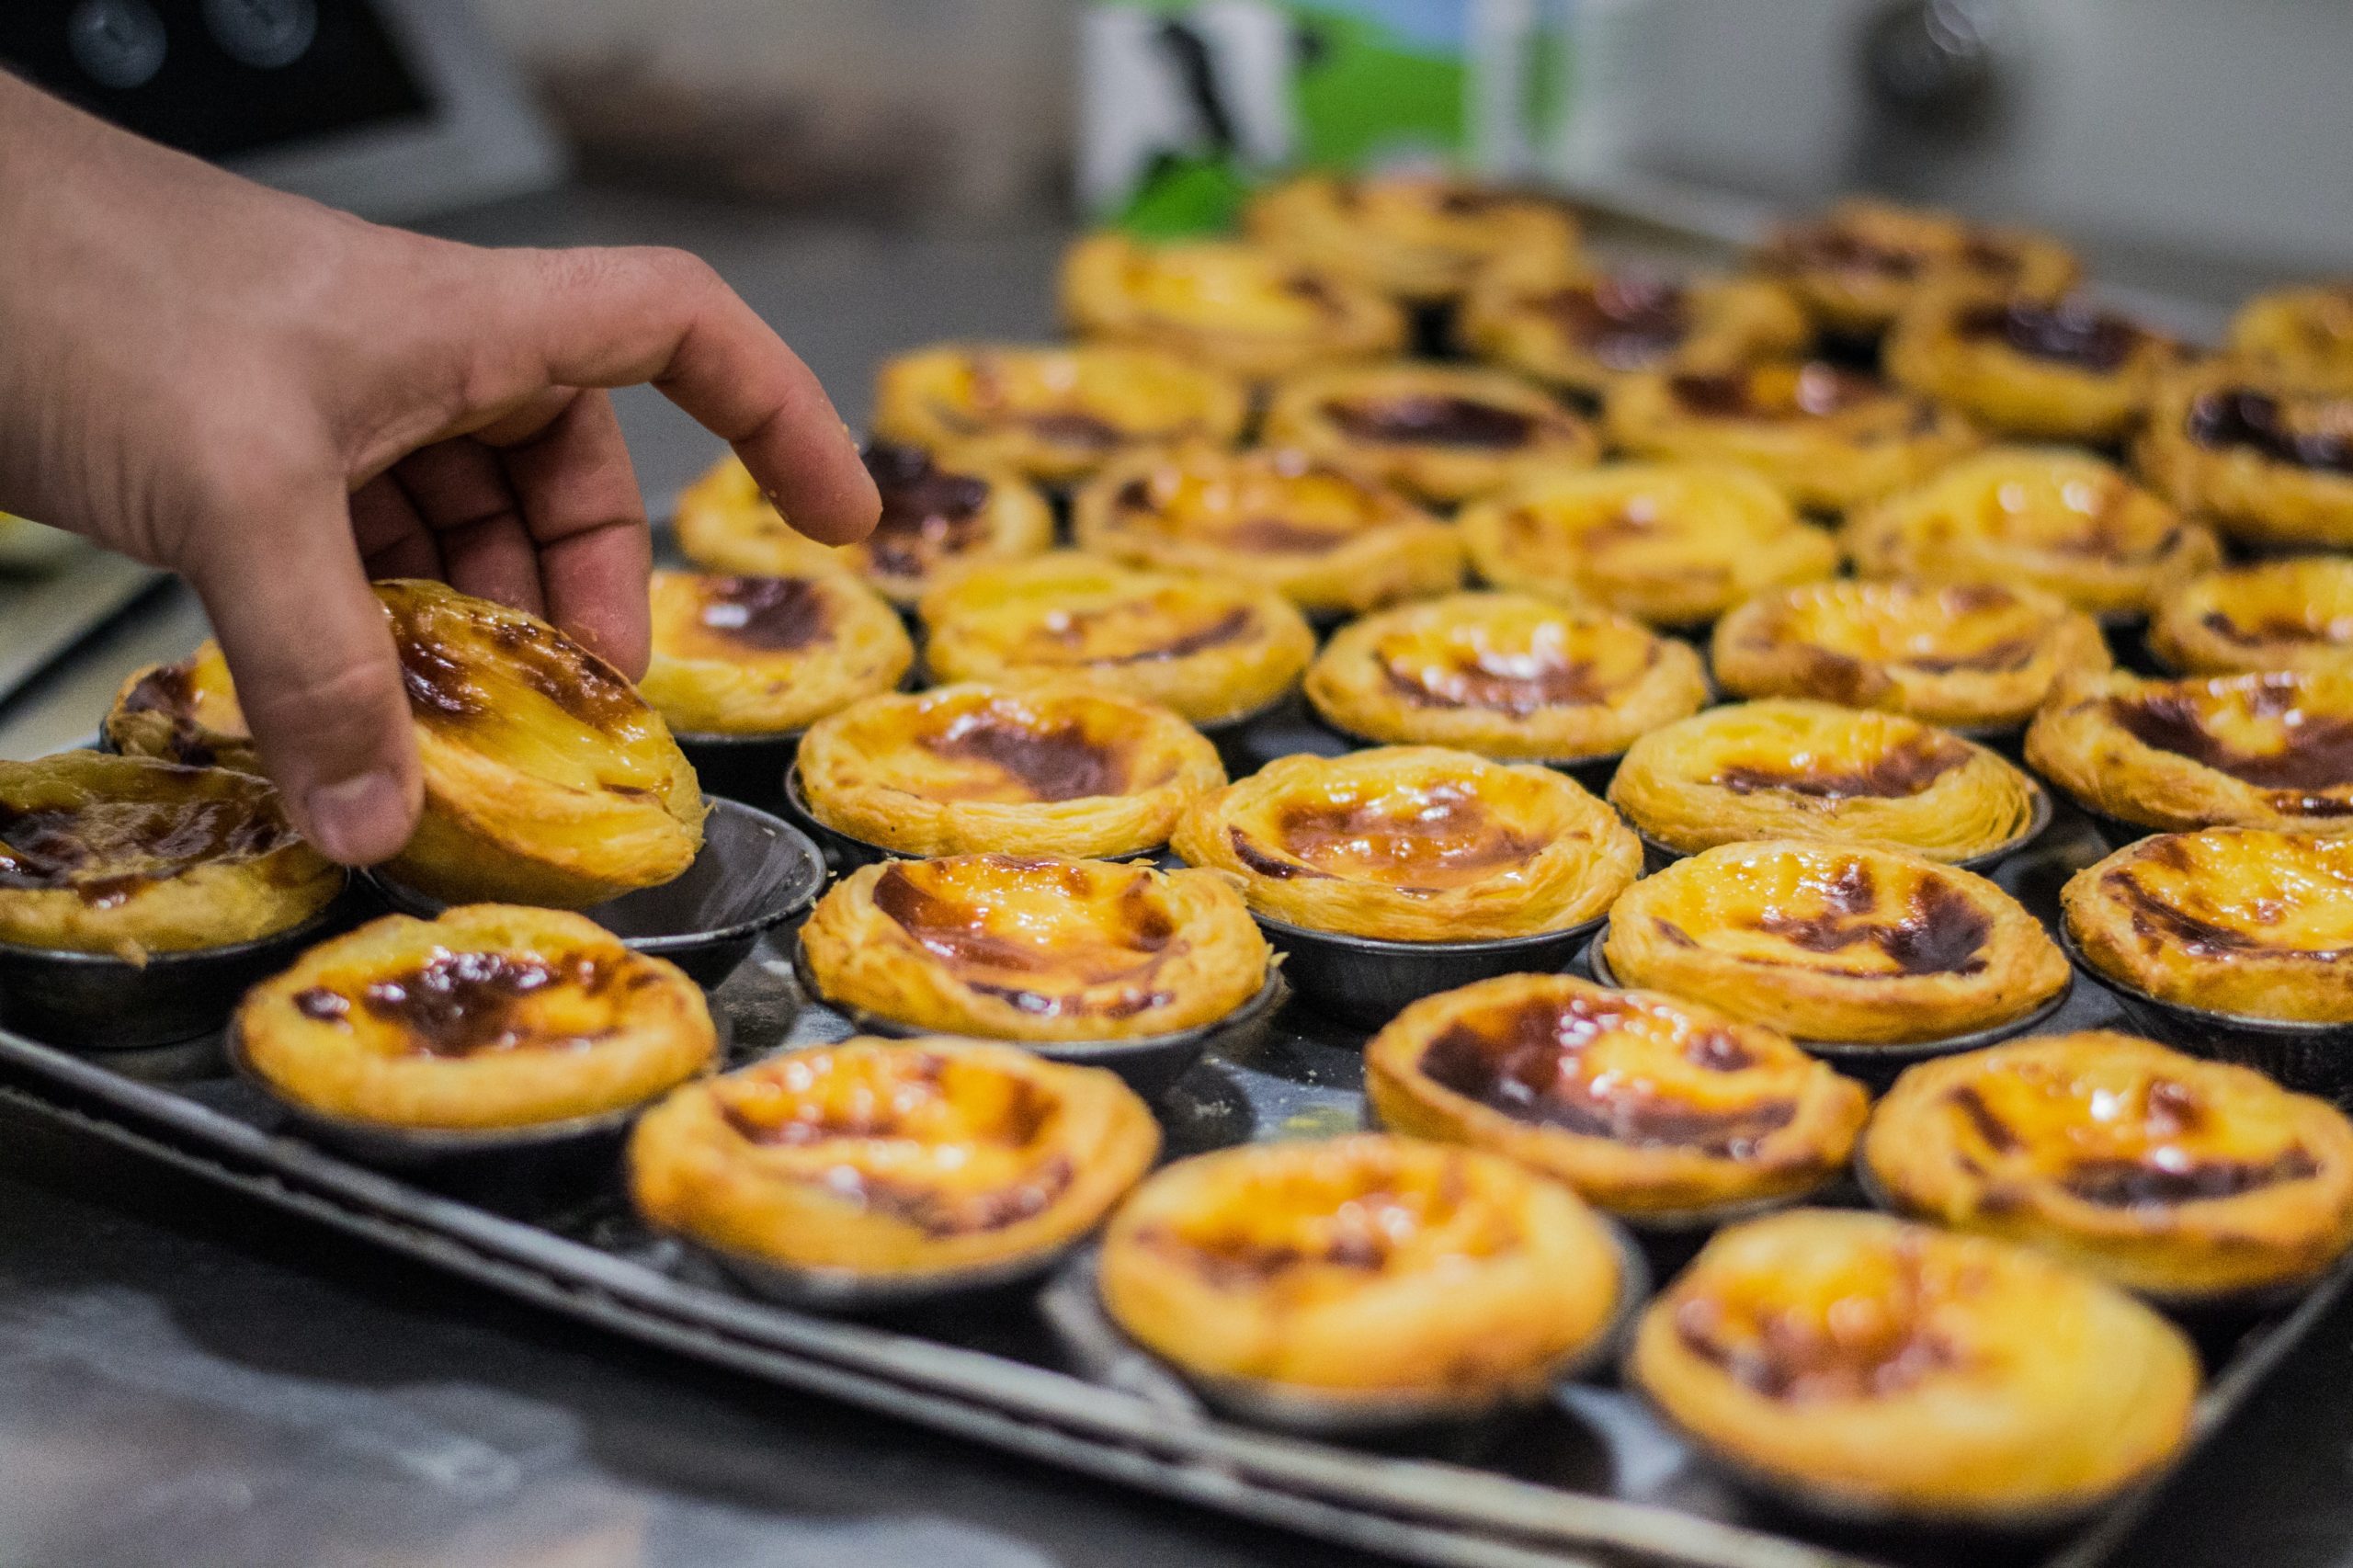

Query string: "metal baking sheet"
[[0, 790, 2347, 1568]]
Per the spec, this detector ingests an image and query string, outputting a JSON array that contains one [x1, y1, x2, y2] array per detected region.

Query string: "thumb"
[[187, 471, 422, 865]]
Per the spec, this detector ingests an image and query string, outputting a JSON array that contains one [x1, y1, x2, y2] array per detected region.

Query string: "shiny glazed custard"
[[1603, 360, 1981, 515], [2027, 668, 2353, 833], [2136, 365, 2353, 549], [672, 445, 1054, 608], [1071, 441, 1461, 616], [1864, 1031, 2353, 1300], [1305, 591, 1710, 764], [1602, 840, 2070, 1045], [1171, 745, 1641, 942], [1846, 446, 2216, 619], [871, 342, 1250, 483], [0, 750, 339, 958], [1365, 972, 1868, 1219], [105, 639, 256, 771], [798, 854, 1271, 1043], [918, 552, 1316, 726], [1258, 362, 1600, 506], [1097, 1134, 1624, 1402], [640, 569, 914, 736], [1711, 578, 2111, 731], [1628, 1210, 2197, 1523], [374, 579, 706, 909], [1059, 233, 1406, 380], [2063, 829, 2353, 1023], [2151, 557, 2353, 676], [794, 683, 1224, 860], [628, 1038, 1159, 1278], [1458, 462, 1838, 628], [1608, 699, 2042, 863], [236, 905, 717, 1131]]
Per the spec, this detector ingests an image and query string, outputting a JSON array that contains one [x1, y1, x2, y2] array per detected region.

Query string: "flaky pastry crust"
[[1171, 745, 1640, 941], [2152, 558, 2353, 676], [105, 639, 256, 771], [1883, 290, 2177, 443], [1459, 259, 1809, 399], [2135, 360, 2353, 549], [1242, 173, 1579, 304], [1750, 199, 2079, 336], [1060, 233, 1405, 380], [640, 569, 912, 735]]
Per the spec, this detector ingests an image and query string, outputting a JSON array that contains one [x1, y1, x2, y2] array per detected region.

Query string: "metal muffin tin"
[[371, 797, 826, 990], [671, 725, 802, 812], [1253, 911, 1607, 1030], [1584, 922, 2078, 1088], [790, 933, 1290, 1101]]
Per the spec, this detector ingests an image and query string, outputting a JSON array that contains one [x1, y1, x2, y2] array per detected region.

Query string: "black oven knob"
[[201, 0, 316, 70], [66, 0, 168, 90]]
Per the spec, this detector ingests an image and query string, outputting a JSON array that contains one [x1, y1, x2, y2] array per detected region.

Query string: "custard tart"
[[1060, 233, 1406, 381], [1304, 592, 1709, 764], [1845, 446, 2219, 619], [1170, 745, 1640, 943], [1884, 290, 2177, 444], [1258, 363, 1599, 507], [1602, 841, 2069, 1046], [2135, 361, 2353, 549], [1242, 172, 1580, 304], [236, 904, 716, 1131], [375, 579, 705, 909], [1457, 464, 1838, 629], [2151, 558, 2353, 676], [1365, 973, 1868, 1221], [919, 552, 1315, 726], [672, 444, 1053, 608], [2026, 668, 2353, 834], [1864, 1030, 2353, 1301], [630, 1037, 1157, 1288], [0, 751, 339, 959], [1711, 579, 2110, 732], [1097, 1134, 1624, 1411], [872, 343, 1249, 484], [1070, 442, 1460, 617], [795, 683, 1223, 860], [638, 569, 912, 737], [1628, 1209, 2196, 1524], [2063, 829, 2353, 1024], [2227, 283, 2353, 391], [105, 640, 256, 771], [1458, 261, 1810, 400], [1604, 361, 1980, 515], [799, 854, 1270, 1044], [1608, 700, 2043, 865], [1751, 199, 2080, 337]]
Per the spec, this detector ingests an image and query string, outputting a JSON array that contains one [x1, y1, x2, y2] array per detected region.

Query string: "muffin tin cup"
[[1201, 688, 1340, 779], [1252, 913, 1608, 1031], [221, 1014, 730, 1180], [1040, 1222, 1651, 1438], [779, 765, 1167, 873], [694, 1233, 1086, 1316], [1306, 713, 1624, 797], [1626, 776, 2054, 880], [2057, 923, 2353, 1104], [1847, 1157, 2331, 1321], [0, 881, 365, 1052], [370, 798, 828, 991], [790, 936, 1290, 1102], [1584, 926, 2077, 1089], [671, 728, 802, 811]]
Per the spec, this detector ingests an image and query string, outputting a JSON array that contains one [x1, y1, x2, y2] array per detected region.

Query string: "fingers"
[[481, 388, 651, 677], [390, 438, 544, 616], [189, 464, 421, 866], [481, 247, 879, 545], [349, 474, 440, 580]]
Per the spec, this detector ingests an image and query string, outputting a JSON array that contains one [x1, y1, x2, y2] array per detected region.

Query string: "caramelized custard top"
[[2105, 674, 2353, 811]]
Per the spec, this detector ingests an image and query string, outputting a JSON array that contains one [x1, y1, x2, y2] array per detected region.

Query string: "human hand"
[[0, 76, 878, 865]]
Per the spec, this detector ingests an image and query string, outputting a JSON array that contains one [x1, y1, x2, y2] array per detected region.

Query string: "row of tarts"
[[11, 179, 2353, 1533]]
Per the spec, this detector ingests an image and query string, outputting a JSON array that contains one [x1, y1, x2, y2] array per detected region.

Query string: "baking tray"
[[1, 790, 2348, 1568]]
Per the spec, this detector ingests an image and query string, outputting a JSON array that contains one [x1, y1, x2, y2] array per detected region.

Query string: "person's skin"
[[0, 75, 880, 865]]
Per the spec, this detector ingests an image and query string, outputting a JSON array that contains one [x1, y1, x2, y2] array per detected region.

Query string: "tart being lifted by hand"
[[374, 579, 705, 909]]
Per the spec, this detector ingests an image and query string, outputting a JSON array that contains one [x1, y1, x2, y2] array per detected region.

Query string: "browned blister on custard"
[[629, 1038, 1158, 1278], [2152, 558, 2353, 676], [640, 568, 914, 737], [1867, 1032, 2353, 1300], [1629, 1210, 2196, 1523], [1366, 972, 1868, 1217], [2136, 362, 2353, 550], [1098, 1134, 1622, 1400], [795, 682, 1223, 861], [799, 853, 1269, 1043]]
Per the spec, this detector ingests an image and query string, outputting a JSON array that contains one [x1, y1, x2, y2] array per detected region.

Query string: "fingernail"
[[304, 771, 409, 866]]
